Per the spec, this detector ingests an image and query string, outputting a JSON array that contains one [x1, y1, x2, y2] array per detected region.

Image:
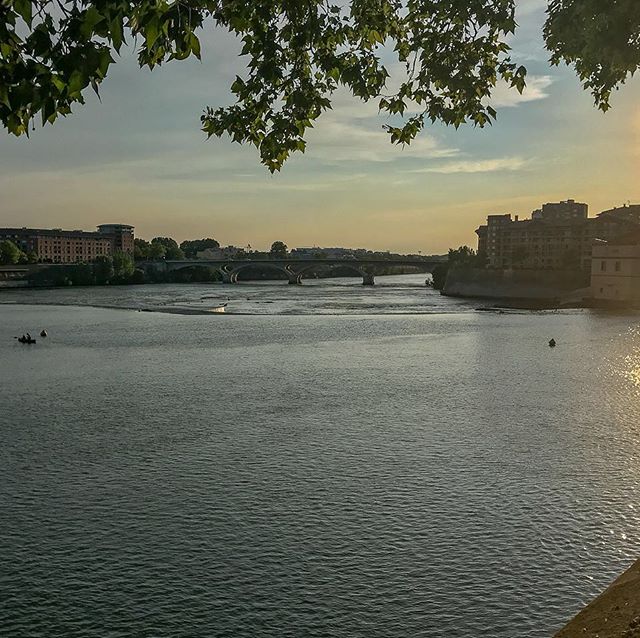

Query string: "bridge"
[[142, 257, 445, 286]]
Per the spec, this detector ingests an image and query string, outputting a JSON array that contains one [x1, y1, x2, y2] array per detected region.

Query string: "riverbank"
[[554, 560, 640, 637], [442, 266, 591, 309]]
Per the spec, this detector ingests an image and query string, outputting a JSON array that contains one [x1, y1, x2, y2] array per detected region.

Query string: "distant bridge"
[[142, 257, 445, 286]]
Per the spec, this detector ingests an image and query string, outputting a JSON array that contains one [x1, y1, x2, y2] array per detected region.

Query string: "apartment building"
[[0, 224, 134, 263], [476, 201, 639, 271]]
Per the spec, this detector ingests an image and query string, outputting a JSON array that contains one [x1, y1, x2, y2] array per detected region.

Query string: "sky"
[[1, 0, 639, 254]]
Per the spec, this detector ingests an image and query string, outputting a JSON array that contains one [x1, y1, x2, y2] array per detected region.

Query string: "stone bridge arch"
[[293, 262, 375, 285], [167, 263, 221, 282], [222, 262, 294, 284]]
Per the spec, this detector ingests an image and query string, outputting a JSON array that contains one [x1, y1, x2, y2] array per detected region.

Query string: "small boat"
[[18, 336, 36, 344], [549, 338, 556, 348]]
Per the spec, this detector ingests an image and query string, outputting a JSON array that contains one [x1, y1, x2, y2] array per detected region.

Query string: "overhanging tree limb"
[[0, 1, 638, 172]]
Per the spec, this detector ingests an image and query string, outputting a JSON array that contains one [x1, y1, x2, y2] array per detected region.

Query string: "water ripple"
[[1, 300, 639, 637]]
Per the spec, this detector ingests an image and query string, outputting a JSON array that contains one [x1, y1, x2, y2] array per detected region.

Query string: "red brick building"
[[0, 224, 134, 264]]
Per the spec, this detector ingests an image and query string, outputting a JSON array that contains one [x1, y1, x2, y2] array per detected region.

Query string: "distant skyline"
[[1, 0, 639, 253]]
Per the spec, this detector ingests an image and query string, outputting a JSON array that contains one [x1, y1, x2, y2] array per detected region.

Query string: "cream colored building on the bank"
[[591, 241, 640, 303]]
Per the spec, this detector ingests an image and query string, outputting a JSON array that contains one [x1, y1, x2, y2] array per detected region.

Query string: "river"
[[1, 274, 639, 637]]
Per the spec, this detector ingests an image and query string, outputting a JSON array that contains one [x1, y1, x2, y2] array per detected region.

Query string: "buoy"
[[549, 338, 556, 348]]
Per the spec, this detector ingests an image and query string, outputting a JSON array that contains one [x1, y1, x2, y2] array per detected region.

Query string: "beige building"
[[591, 241, 640, 304]]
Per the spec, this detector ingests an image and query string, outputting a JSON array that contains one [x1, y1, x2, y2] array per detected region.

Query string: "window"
[[615, 261, 621, 272], [601, 261, 607, 272]]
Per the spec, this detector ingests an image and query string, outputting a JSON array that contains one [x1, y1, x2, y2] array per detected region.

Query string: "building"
[[475, 201, 640, 271], [475, 224, 487, 259], [597, 204, 640, 225], [96, 224, 135, 256], [0, 224, 134, 264], [540, 199, 588, 223], [591, 241, 640, 304]]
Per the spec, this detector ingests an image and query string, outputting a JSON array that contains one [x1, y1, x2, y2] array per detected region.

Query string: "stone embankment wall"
[[443, 267, 590, 304], [553, 559, 640, 637]]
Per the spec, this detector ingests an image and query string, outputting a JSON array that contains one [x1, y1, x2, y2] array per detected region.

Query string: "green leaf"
[[13, 0, 32, 26], [111, 17, 124, 51], [80, 6, 104, 39], [0, 85, 10, 109], [68, 70, 86, 96], [145, 16, 160, 51], [190, 33, 201, 59], [51, 75, 66, 93], [41, 98, 56, 125]]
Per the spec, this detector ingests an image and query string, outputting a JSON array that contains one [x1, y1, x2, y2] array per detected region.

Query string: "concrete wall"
[[443, 267, 590, 303]]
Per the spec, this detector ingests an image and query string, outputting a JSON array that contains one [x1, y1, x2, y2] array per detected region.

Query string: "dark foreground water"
[[1, 277, 640, 637]]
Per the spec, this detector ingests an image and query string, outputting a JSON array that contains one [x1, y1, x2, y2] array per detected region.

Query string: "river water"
[[1, 274, 640, 637]]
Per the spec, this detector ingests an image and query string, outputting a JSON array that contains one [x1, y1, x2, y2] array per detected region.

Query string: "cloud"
[[299, 88, 459, 164], [305, 118, 459, 163], [490, 75, 554, 108], [412, 157, 529, 174], [299, 71, 552, 165]]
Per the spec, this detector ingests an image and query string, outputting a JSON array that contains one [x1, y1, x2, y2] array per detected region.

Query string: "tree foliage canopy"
[[1, 1, 639, 171], [112, 249, 135, 279], [270, 240, 288, 256], [0, 239, 24, 265], [133, 237, 152, 260], [151, 236, 184, 259], [180, 237, 220, 258]]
